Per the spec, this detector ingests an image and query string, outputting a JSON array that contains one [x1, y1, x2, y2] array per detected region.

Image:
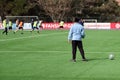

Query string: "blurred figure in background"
[[31, 19, 39, 33], [59, 20, 64, 29], [14, 20, 24, 34], [31, 18, 34, 31], [2, 17, 8, 35], [79, 18, 84, 26], [14, 19, 19, 34], [8, 20, 13, 31], [38, 20, 43, 30], [18, 20, 24, 34]]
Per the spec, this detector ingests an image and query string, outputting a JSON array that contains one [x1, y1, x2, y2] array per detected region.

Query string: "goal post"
[[0, 16, 2, 21], [5, 16, 39, 30], [0, 16, 3, 29]]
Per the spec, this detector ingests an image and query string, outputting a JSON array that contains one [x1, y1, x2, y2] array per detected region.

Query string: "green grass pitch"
[[0, 29, 120, 80]]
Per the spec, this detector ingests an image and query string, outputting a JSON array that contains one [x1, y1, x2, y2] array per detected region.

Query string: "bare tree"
[[38, 0, 74, 22]]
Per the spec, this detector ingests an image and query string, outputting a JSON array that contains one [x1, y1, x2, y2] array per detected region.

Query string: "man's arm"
[[81, 27, 85, 38]]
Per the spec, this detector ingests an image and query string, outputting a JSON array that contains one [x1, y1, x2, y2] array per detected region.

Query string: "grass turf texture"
[[0, 30, 120, 80]]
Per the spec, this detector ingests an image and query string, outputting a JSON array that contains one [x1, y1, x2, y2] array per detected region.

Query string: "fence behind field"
[[0, 22, 120, 30]]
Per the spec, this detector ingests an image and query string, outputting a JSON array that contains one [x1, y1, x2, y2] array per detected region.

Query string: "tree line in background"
[[0, 0, 120, 22]]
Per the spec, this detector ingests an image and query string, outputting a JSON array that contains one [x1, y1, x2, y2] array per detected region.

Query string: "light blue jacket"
[[68, 23, 85, 41]]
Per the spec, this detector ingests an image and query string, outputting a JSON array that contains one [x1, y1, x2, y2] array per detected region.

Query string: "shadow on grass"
[[87, 57, 109, 61]]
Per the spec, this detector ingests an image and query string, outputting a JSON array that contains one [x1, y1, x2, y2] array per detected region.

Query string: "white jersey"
[[37, 21, 42, 27]]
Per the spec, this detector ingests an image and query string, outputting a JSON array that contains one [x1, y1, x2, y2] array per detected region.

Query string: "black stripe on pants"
[[72, 40, 85, 60]]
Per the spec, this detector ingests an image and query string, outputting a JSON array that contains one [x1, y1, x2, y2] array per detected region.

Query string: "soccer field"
[[0, 29, 120, 80]]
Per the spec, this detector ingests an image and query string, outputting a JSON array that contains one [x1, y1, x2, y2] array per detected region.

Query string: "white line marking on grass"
[[0, 51, 70, 53], [0, 32, 68, 42], [0, 51, 119, 53]]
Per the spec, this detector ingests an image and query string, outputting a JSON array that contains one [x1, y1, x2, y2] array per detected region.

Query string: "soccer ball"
[[109, 54, 114, 60]]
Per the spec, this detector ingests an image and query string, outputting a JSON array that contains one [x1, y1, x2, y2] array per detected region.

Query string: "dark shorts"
[[33, 27, 39, 30], [19, 27, 23, 30], [59, 26, 64, 28], [39, 26, 43, 28], [9, 27, 12, 30], [16, 25, 18, 27]]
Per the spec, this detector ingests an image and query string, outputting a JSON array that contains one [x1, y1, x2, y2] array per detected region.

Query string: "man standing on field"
[[68, 18, 87, 62]]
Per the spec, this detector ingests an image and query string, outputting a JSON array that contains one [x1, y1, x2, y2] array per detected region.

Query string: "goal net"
[[0, 16, 2, 21], [83, 19, 98, 29], [5, 16, 39, 23], [5, 16, 39, 30], [83, 19, 97, 23]]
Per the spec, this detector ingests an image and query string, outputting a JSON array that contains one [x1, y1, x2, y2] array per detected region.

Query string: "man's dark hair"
[[74, 18, 80, 22]]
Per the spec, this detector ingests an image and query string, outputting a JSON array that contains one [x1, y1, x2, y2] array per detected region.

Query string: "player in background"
[[59, 20, 64, 29], [2, 18, 8, 35], [18, 20, 24, 34], [31, 20, 39, 33], [8, 20, 13, 31], [14, 19, 19, 34], [16, 19, 19, 28], [79, 18, 84, 26], [31, 18, 34, 31], [38, 20, 43, 30], [14, 20, 24, 34]]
